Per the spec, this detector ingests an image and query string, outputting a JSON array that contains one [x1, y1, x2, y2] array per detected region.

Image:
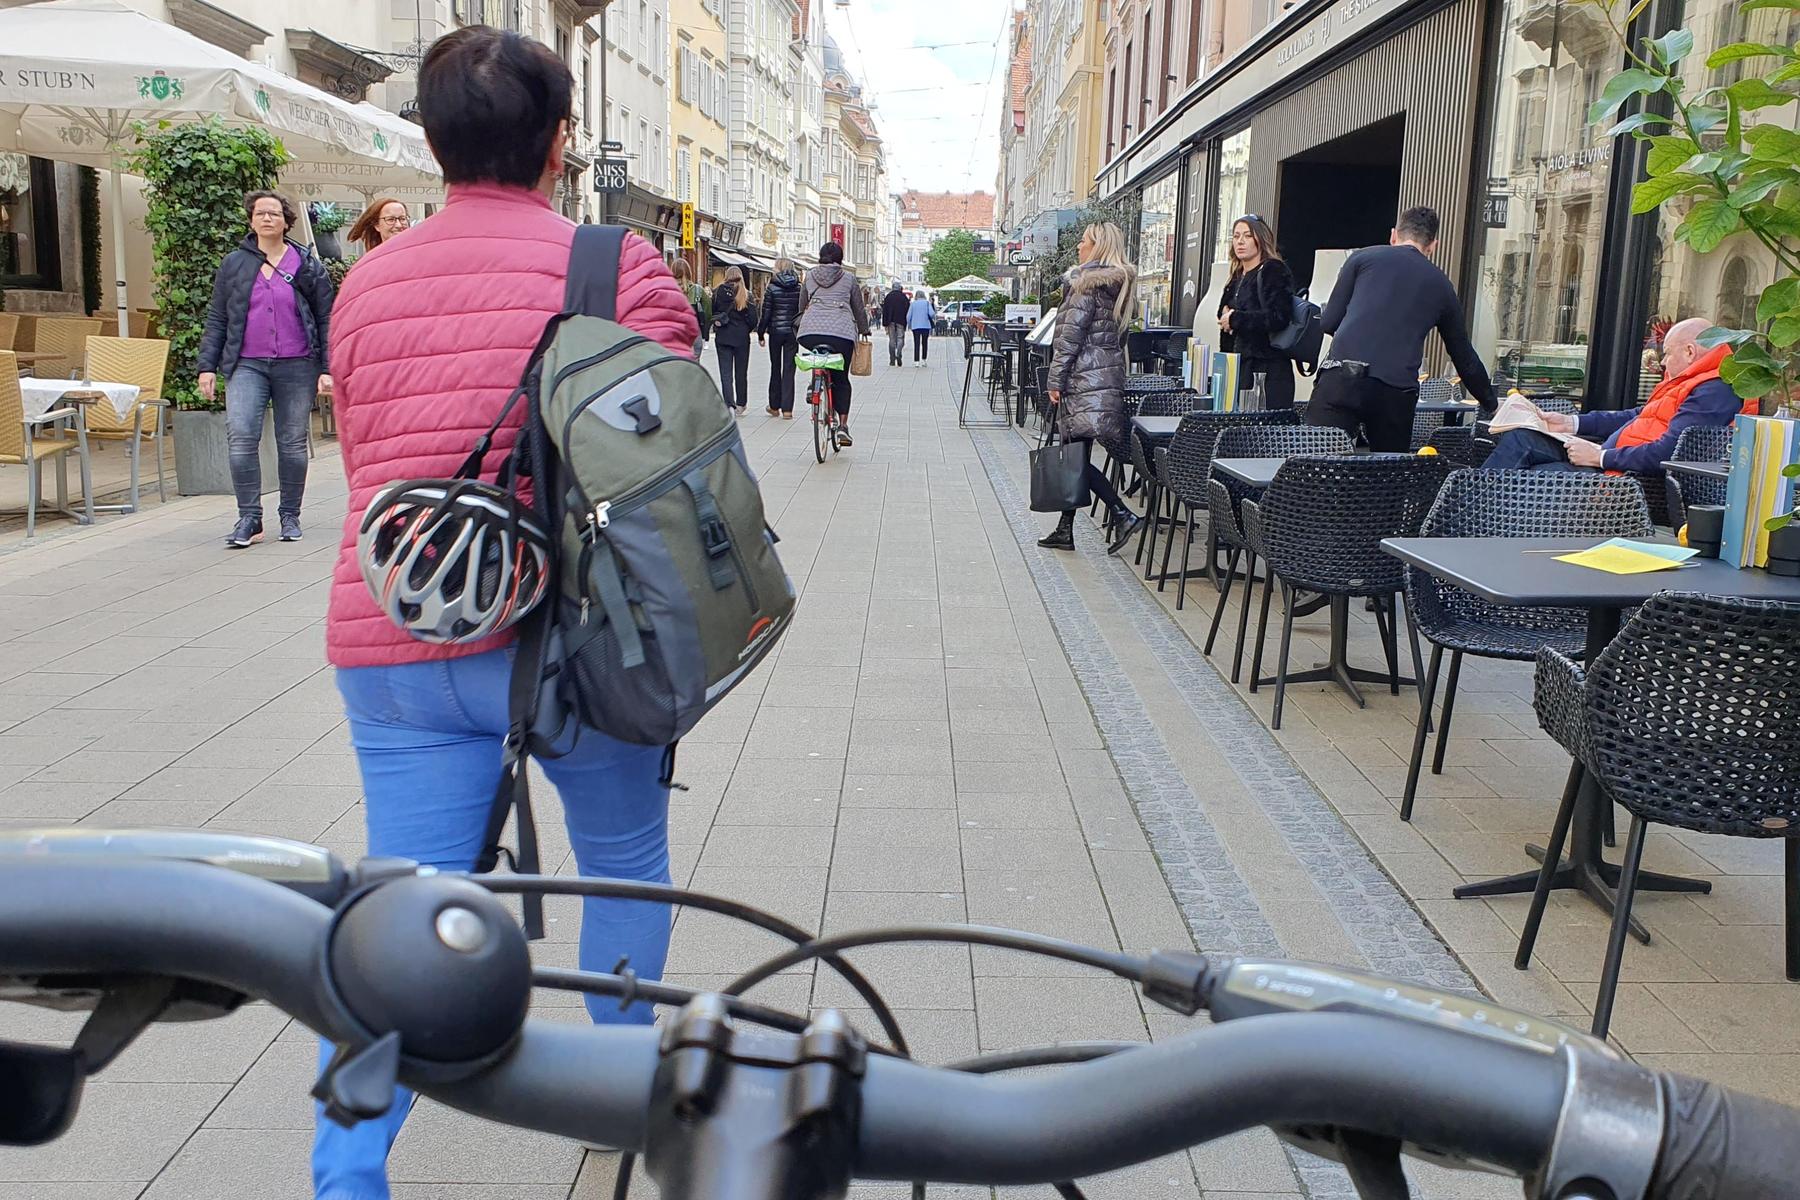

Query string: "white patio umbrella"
[[0, 0, 440, 333], [939, 274, 1007, 294]]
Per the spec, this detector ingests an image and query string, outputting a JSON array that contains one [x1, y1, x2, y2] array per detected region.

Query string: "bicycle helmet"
[[357, 479, 552, 645]]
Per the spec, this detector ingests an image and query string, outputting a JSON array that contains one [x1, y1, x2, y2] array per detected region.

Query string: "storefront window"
[[1644, 0, 1798, 396], [1136, 170, 1180, 328], [1210, 129, 1251, 276], [1467, 0, 1614, 402], [0, 154, 41, 282]]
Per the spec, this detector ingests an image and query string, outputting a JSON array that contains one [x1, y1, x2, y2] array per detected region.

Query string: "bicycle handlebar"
[[1, 854, 1796, 1200]]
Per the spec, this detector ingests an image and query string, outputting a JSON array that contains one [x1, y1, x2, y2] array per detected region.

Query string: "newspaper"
[[1486, 394, 1575, 444]]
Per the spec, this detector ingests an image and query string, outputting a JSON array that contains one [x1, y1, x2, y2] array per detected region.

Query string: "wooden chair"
[[81, 336, 171, 510], [0, 351, 94, 538], [32, 317, 105, 382]]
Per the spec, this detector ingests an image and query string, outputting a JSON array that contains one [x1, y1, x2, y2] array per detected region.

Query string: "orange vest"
[[1612, 343, 1749, 453]]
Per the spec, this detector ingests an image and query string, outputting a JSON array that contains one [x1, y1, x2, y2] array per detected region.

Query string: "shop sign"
[[595, 157, 629, 193], [830, 222, 846, 246], [680, 202, 695, 251], [1005, 303, 1041, 324], [1481, 192, 1509, 227]]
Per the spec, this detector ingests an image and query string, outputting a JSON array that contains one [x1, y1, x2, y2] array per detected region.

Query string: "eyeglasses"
[[252, 209, 285, 220], [378, 216, 412, 229]]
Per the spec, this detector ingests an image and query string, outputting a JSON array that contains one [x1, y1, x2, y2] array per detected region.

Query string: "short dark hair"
[[418, 27, 573, 188], [243, 190, 297, 230], [818, 241, 844, 264], [1396, 206, 1440, 244]]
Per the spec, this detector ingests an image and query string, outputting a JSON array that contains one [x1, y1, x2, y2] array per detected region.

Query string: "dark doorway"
[[1275, 114, 1405, 292]]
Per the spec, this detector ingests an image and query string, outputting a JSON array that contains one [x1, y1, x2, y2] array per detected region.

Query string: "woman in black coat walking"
[[1216, 214, 1296, 410], [757, 258, 802, 417], [711, 267, 759, 416], [1039, 222, 1142, 555]]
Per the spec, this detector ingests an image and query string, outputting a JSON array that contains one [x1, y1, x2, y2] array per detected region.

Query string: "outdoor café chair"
[[80, 336, 171, 510], [1150, 409, 1299, 599], [1663, 424, 1733, 529], [1, 350, 94, 538], [31, 316, 105, 383], [1399, 470, 1651, 823]]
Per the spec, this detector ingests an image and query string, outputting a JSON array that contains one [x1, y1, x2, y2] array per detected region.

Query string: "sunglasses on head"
[[1236, 214, 1266, 227]]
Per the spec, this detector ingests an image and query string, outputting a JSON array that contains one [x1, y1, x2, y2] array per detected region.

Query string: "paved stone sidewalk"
[[0, 339, 1762, 1199]]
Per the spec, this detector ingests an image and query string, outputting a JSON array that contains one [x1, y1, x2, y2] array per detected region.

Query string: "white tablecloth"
[[19, 377, 140, 422]]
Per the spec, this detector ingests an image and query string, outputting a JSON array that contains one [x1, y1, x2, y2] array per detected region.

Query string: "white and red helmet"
[[357, 480, 552, 645]]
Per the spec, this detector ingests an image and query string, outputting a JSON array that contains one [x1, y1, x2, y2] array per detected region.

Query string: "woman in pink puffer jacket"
[[316, 27, 697, 1200]]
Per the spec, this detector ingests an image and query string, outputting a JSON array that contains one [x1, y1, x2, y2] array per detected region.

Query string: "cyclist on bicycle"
[[796, 240, 870, 448]]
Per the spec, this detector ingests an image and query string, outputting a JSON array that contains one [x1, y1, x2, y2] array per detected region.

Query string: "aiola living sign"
[[135, 70, 184, 101]]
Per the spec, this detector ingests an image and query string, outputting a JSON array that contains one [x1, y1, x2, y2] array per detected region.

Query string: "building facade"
[[895, 190, 997, 291], [997, 12, 1033, 238], [598, 0, 670, 211], [727, 0, 800, 259], [787, 0, 827, 262], [1087, 0, 1800, 407]]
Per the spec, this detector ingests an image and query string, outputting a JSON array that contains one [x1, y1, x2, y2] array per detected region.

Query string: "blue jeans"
[[1485, 428, 1587, 472], [316, 648, 672, 1200], [226, 356, 318, 521]]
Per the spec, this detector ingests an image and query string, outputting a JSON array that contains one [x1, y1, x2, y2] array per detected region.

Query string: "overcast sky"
[[820, 0, 1013, 195]]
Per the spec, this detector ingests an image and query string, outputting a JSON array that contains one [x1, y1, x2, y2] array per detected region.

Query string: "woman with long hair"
[[346, 197, 411, 255], [671, 256, 709, 358], [322, 26, 696, 1197], [711, 265, 759, 416], [757, 255, 803, 416], [796, 240, 871, 448], [1039, 222, 1141, 553], [1217, 213, 1297, 410]]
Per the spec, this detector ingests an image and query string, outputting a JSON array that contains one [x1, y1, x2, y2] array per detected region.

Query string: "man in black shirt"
[[1308, 206, 1495, 451]]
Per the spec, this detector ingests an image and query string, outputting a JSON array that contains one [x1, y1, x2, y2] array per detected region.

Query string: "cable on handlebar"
[[481, 875, 911, 1056], [722, 924, 1150, 1000], [942, 1042, 1139, 1075]]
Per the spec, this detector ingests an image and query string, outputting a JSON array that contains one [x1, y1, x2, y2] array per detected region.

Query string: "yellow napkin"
[[1554, 539, 1697, 575]]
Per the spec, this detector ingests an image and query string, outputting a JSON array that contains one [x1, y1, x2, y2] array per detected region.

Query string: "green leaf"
[[1604, 112, 1671, 138], [1731, 339, 1784, 371], [1706, 42, 1797, 68], [1676, 151, 1723, 176], [1758, 279, 1800, 323], [1727, 77, 1800, 110], [1646, 135, 1703, 174], [1728, 170, 1794, 208], [1683, 198, 1742, 251], [1722, 358, 1780, 398], [1774, 62, 1800, 84], [1589, 68, 1667, 124], [1742, 0, 1800, 11], [1768, 314, 1800, 348], [1631, 171, 1713, 213], [1687, 104, 1728, 134], [1747, 123, 1800, 159], [1697, 325, 1760, 348], [1650, 28, 1695, 66]]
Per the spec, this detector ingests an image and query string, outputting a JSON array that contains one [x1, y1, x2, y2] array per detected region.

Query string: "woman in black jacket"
[[1217, 214, 1296, 410], [711, 267, 760, 416], [196, 189, 335, 549], [757, 258, 802, 417], [1039, 222, 1142, 555]]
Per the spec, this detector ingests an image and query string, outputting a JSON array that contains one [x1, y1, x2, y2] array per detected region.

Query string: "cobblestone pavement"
[[0, 338, 1790, 1199]]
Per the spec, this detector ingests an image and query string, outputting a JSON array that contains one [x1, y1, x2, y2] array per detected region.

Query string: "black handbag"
[[1256, 267, 1324, 375], [1029, 430, 1091, 513]]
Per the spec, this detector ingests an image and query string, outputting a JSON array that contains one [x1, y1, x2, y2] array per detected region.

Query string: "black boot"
[[1037, 512, 1075, 550], [1105, 507, 1143, 556]]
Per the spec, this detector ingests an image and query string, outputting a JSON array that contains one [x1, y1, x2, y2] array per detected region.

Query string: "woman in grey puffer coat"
[[797, 240, 872, 447], [1040, 223, 1141, 554]]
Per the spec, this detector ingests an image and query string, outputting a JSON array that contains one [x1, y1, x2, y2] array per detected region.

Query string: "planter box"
[[173, 408, 278, 497]]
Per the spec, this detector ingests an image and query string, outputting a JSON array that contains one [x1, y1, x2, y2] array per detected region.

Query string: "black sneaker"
[[835, 428, 853, 447], [279, 514, 302, 542], [226, 515, 263, 549]]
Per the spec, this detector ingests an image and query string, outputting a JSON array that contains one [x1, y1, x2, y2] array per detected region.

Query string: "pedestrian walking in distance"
[[323, 25, 697, 1200], [672, 256, 709, 359], [196, 189, 335, 549], [1308, 205, 1495, 450], [796, 239, 871, 448], [1217, 213, 1296, 410], [1038, 222, 1142, 555], [907, 287, 935, 365], [346, 196, 411, 255], [711, 265, 758, 417], [880, 280, 909, 366], [758, 256, 802, 417]]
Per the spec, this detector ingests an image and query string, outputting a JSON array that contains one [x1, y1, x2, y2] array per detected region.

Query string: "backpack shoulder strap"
[[564, 224, 627, 320]]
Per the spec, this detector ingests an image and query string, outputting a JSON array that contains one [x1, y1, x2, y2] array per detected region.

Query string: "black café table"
[[1382, 535, 1800, 933], [1131, 414, 1184, 446], [1662, 459, 1728, 484], [1211, 457, 1284, 489]]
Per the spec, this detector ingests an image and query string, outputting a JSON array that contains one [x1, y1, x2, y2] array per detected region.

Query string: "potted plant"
[[127, 118, 287, 495], [310, 201, 347, 261]]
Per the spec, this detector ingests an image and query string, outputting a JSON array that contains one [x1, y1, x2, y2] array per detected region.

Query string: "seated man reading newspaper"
[[1485, 317, 1749, 472]]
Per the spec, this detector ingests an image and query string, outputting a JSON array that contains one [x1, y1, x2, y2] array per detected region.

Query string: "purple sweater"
[[238, 245, 310, 360]]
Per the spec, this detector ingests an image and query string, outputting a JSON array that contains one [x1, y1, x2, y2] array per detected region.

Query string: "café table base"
[[1262, 593, 1414, 715]]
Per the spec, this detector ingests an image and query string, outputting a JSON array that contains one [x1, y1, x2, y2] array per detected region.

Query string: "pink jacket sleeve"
[[618, 232, 700, 356]]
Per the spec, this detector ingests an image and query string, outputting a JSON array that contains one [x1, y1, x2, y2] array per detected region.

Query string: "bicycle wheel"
[[811, 377, 829, 464]]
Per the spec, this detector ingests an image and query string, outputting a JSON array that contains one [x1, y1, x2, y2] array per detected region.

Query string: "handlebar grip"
[[1651, 1072, 1800, 1200]]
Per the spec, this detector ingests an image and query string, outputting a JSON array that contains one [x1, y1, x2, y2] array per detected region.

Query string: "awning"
[[710, 246, 773, 272]]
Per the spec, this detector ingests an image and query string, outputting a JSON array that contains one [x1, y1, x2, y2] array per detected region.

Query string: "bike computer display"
[[1209, 960, 1606, 1059]]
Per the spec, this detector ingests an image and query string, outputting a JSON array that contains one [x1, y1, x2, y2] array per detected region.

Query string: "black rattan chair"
[[1125, 373, 1182, 394], [1149, 410, 1301, 598], [1399, 471, 1653, 822], [1515, 594, 1800, 1039], [1254, 455, 1451, 729], [958, 329, 1008, 429], [1663, 423, 1734, 528], [1424, 425, 1497, 468], [1201, 425, 1353, 683]]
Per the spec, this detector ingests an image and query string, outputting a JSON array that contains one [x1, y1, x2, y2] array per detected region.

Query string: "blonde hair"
[[1082, 222, 1137, 324], [774, 256, 794, 275], [723, 265, 748, 311]]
